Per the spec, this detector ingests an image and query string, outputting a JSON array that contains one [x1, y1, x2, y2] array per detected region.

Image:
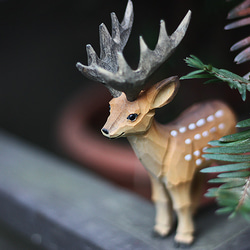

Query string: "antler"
[[76, 0, 191, 101], [76, 0, 133, 99]]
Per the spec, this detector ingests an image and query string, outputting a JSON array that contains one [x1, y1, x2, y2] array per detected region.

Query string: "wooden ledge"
[[0, 130, 249, 249]]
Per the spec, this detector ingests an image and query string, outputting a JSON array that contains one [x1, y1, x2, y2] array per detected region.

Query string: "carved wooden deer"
[[76, 0, 236, 245]]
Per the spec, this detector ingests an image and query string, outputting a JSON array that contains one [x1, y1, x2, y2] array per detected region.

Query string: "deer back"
[[162, 100, 237, 185]]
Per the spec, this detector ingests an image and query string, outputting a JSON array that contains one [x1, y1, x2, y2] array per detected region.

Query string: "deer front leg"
[[167, 182, 194, 246], [149, 174, 173, 237]]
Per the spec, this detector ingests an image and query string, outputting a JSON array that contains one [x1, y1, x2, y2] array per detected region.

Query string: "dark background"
[[0, 0, 249, 155]]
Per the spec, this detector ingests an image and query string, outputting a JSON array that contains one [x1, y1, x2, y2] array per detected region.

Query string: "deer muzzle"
[[101, 128, 125, 139]]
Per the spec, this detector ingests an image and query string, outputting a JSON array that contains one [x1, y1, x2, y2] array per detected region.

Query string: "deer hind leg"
[[167, 181, 194, 246], [190, 171, 206, 214], [149, 174, 173, 237]]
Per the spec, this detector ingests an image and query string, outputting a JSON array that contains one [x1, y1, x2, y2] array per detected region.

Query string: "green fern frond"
[[237, 118, 250, 128], [208, 138, 250, 147], [201, 117, 250, 218], [180, 55, 250, 101], [201, 162, 250, 173]]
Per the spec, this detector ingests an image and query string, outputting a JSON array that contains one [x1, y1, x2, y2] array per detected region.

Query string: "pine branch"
[[236, 177, 250, 212], [180, 55, 250, 101], [180, 1, 250, 220], [201, 117, 250, 218]]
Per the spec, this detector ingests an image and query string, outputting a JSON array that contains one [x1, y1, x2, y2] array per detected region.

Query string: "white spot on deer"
[[185, 154, 192, 161], [170, 130, 178, 137], [194, 134, 201, 140], [218, 123, 225, 130], [193, 150, 200, 157], [202, 131, 209, 137], [185, 138, 192, 144], [207, 115, 214, 122], [210, 127, 217, 133], [196, 159, 203, 166], [188, 123, 196, 130], [215, 110, 224, 118], [179, 127, 186, 133], [196, 118, 205, 127]]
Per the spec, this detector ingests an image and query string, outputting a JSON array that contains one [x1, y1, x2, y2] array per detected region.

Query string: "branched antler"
[[76, 0, 134, 98], [77, 0, 191, 101]]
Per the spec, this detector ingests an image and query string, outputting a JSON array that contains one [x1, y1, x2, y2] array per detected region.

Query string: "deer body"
[[77, 1, 237, 245], [102, 77, 236, 244], [104, 78, 236, 185], [101, 77, 236, 244], [128, 101, 236, 184]]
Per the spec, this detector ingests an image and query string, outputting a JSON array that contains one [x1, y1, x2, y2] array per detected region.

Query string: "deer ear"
[[148, 76, 180, 110]]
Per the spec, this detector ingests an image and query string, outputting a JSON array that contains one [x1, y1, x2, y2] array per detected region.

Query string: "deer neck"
[[127, 120, 170, 177]]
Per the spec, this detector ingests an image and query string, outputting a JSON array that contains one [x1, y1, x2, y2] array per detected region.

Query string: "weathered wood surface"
[[0, 130, 249, 249]]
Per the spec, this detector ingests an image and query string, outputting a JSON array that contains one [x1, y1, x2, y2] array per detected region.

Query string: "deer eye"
[[127, 113, 138, 122]]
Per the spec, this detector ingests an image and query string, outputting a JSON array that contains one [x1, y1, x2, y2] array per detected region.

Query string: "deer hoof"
[[174, 233, 194, 247], [152, 224, 172, 238]]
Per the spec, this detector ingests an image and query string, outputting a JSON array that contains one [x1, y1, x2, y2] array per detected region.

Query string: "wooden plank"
[[0, 130, 249, 249]]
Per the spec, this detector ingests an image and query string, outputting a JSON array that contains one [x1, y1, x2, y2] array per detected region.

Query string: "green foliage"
[[201, 118, 250, 218], [179, 1, 250, 220], [180, 55, 250, 101]]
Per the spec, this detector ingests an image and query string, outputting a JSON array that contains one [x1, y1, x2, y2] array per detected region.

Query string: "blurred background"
[[0, 0, 249, 197]]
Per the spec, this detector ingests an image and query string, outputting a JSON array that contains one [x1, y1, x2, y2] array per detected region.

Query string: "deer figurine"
[[76, 0, 236, 246]]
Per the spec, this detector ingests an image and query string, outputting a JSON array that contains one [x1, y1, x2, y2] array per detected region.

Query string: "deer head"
[[76, 0, 191, 137], [101, 76, 179, 138]]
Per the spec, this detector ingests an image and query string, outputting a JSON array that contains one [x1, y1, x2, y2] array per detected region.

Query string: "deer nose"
[[101, 128, 109, 135]]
